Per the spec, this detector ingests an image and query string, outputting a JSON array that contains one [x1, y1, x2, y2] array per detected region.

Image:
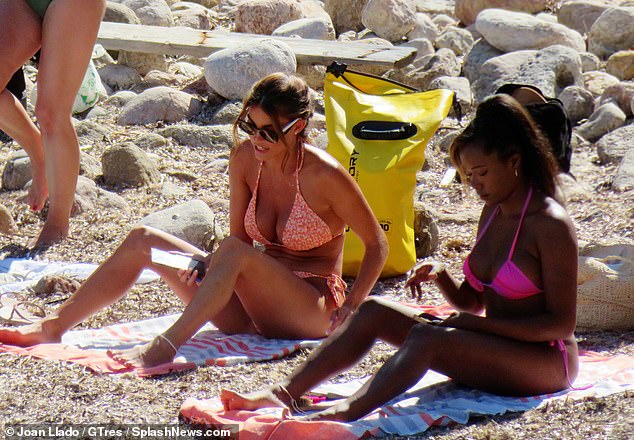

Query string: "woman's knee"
[[121, 225, 161, 255], [34, 103, 74, 135], [406, 323, 448, 349], [213, 236, 253, 262]]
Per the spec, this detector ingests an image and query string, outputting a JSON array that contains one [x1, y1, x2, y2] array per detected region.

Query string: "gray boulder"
[[118, 86, 202, 125], [613, 148, 634, 191], [158, 124, 233, 149], [203, 39, 296, 100], [102, 142, 162, 186], [588, 7, 634, 58], [596, 125, 634, 164], [139, 199, 216, 249], [577, 102, 626, 142]]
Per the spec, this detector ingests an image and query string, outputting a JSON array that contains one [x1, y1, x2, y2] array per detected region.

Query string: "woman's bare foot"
[[299, 401, 354, 422], [107, 336, 176, 368], [220, 387, 289, 412], [27, 169, 48, 212], [29, 221, 69, 248], [0, 319, 62, 346]]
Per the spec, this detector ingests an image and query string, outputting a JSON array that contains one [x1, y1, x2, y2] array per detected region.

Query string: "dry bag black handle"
[[352, 121, 417, 140]]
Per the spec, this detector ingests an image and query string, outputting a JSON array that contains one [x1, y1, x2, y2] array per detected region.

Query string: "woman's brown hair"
[[233, 72, 314, 168], [449, 94, 560, 198]]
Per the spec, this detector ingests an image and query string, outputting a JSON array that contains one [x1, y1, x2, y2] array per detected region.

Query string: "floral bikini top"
[[244, 144, 343, 251], [463, 187, 543, 300]]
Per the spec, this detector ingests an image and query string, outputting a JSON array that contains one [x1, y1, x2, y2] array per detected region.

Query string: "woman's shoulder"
[[303, 144, 346, 176], [530, 196, 576, 243], [230, 140, 257, 168]]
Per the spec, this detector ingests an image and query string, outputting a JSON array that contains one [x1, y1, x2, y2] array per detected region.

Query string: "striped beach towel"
[[0, 314, 322, 377], [180, 352, 634, 439]]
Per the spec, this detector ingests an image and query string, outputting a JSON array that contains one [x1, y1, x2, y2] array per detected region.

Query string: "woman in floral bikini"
[[0, 73, 388, 368]]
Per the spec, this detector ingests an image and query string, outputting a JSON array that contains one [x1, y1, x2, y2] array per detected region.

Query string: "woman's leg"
[[110, 238, 403, 368], [0, 226, 219, 345], [221, 298, 422, 411], [0, 1, 48, 211], [307, 323, 577, 422], [30, 0, 106, 246]]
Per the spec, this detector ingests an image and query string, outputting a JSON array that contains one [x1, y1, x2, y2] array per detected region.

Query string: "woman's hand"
[[405, 260, 446, 301], [327, 303, 356, 334], [175, 252, 210, 287]]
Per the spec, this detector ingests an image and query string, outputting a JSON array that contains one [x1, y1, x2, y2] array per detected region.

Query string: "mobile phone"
[[150, 248, 206, 281]]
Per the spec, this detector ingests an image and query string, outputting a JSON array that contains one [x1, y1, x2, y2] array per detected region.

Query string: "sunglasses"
[[237, 117, 301, 143]]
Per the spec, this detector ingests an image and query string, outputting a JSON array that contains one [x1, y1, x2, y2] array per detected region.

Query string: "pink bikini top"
[[463, 187, 543, 300], [244, 144, 342, 251]]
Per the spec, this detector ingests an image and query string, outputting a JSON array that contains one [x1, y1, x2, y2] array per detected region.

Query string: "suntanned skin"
[[221, 143, 579, 422], [0, 0, 106, 246], [0, 105, 388, 368]]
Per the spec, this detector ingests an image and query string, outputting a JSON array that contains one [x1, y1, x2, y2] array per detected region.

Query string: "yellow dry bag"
[[324, 63, 454, 277]]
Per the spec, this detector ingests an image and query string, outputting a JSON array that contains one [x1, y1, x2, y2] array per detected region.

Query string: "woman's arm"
[[325, 163, 388, 324], [441, 208, 578, 342], [406, 261, 484, 314], [228, 142, 255, 245]]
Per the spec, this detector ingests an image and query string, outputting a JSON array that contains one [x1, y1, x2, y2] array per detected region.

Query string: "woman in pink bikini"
[[0, 73, 388, 367], [221, 93, 580, 421]]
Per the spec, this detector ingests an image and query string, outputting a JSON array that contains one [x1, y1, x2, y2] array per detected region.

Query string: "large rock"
[[0, 204, 17, 234], [234, 0, 303, 34], [414, 202, 439, 258], [583, 71, 621, 96], [613, 148, 634, 191], [361, 0, 417, 43], [172, 2, 215, 29], [158, 124, 233, 149], [472, 45, 583, 102], [401, 48, 461, 90], [118, 52, 168, 76], [435, 26, 474, 56], [272, 17, 336, 40], [576, 102, 627, 142], [324, 0, 367, 33], [596, 125, 634, 164], [406, 12, 439, 42], [102, 142, 161, 186], [139, 199, 216, 249], [463, 39, 503, 84], [120, 0, 174, 26], [455, 0, 551, 25], [1, 150, 31, 191], [203, 39, 296, 100], [606, 50, 634, 80], [580, 51, 601, 72], [475, 9, 586, 53], [428, 76, 474, 114], [600, 82, 634, 117], [103, 1, 141, 24], [75, 119, 112, 145], [98, 64, 143, 91], [557, 1, 612, 35], [72, 176, 130, 216], [588, 7, 634, 58], [559, 85, 595, 124], [118, 86, 202, 125]]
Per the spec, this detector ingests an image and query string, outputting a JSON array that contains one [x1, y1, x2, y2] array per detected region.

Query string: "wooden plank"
[[97, 22, 416, 68]]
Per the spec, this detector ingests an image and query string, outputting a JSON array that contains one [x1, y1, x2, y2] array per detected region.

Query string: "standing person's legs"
[[0, 1, 48, 212], [32, 0, 106, 246]]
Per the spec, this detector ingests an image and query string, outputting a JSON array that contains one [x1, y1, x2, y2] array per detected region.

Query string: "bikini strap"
[[474, 205, 500, 247], [253, 160, 263, 196], [508, 187, 533, 259]]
